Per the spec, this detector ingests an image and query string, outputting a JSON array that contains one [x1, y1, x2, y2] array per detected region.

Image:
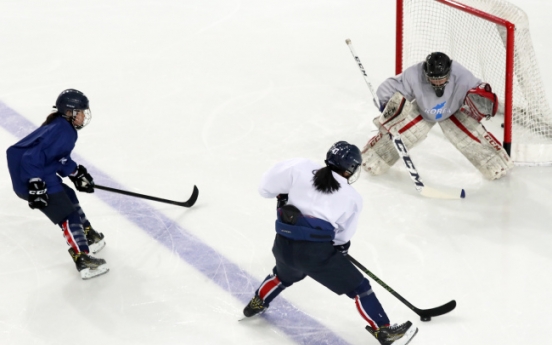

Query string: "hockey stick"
[[390, 129, 465, 199], [345, 38, 379, 109], [345, 38, 465, 199], [94, 184, 199, 208], [347, 254, 456, 321]]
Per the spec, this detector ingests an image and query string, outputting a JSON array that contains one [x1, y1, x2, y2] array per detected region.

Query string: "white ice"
[[0, 1, 551, 344]]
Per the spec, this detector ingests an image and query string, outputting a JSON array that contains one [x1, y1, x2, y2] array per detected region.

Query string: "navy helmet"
[[55, 89, 92, 129], [423, 52, 452, 97], [56, 89, 89, 114], [325, 141, 362, 183]]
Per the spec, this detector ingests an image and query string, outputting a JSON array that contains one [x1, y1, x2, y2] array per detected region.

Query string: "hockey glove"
[[69, 165, 95, 193], [464, 83, 498, 122], [276, 194, 288, 208], [28, 178, 49, 209], [333, 241, 351, 256]]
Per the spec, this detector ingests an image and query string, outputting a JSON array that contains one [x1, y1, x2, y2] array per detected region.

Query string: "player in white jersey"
[[243, 141, 418, 345], [362, 52, 513, 180]]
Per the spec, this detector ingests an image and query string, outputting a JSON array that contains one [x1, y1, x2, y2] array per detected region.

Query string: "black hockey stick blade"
[[347, 255, 456, 320], [95, 184, 199, 208], [414, 300, 456, 319]]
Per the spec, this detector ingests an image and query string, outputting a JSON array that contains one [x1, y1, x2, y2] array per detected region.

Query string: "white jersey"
[[258, 158, 363, 245], [376, 61, 481, 122]]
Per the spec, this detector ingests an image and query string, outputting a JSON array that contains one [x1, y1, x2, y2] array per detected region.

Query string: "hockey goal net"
[[397, 0, 552, 166]]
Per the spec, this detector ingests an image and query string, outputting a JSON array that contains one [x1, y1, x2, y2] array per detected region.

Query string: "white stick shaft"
[[392, 130, 465, 199], [390, 133, 424, 191], [345, 38, 380, 109]]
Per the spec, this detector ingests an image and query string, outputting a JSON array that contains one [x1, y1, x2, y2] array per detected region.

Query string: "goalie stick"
[[95, 184, 199, 208], [390, 127, 466, 199], [345, 38, 379, 110], [345, 38, 465, 199], [347, 254, 456, 321]]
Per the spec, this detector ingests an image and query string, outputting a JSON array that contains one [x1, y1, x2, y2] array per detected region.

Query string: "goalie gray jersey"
[[376, 61, 481, 122]]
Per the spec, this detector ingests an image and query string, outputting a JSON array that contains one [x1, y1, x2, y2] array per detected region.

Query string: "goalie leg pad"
[[439, 111, 514, 179], [377, 93, 435, 144], [361, 93, 434, 175], [361, 132, 397, 175], [377, 92, 415, 132]]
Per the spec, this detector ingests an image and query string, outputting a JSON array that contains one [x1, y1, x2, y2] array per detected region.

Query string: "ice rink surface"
[[1, 1, 551, 344]]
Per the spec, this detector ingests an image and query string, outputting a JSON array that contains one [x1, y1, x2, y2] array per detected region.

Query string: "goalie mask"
[[325, 141, 362, 184], [55, 89, 92, 130], [423, 52, 452, 97]]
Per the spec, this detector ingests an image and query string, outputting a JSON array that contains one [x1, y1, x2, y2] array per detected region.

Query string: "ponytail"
[[312, 167, 341, 194], [41, 112, 62, 126]]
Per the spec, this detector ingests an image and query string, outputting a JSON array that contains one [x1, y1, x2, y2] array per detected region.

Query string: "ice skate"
[[84, 226, 105, 254], [243, 295, 268, 318], [68, 247, 109, 280], [366, 321, 418, 345]]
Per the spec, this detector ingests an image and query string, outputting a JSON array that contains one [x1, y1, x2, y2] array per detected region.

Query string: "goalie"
[[362, 52, 513, 180]]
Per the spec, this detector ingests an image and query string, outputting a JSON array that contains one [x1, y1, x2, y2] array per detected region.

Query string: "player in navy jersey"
[[243, 141, 418, 345], [362, 52, 513, 180], [6, 89, 108, 280]]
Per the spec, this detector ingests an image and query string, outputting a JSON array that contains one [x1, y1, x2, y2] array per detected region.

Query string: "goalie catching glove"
[[69, 165, 95, 193], [462, 83, 498, 122]]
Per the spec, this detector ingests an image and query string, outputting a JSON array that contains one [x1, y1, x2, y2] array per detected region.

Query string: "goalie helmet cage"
[[396, 0, 552, 166]]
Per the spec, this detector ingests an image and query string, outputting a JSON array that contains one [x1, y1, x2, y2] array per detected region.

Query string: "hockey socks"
[[347, 278, 390, 330], [244, 270, 287, 318], [59, 211, 89, 254], [256, 271, 286, 306]]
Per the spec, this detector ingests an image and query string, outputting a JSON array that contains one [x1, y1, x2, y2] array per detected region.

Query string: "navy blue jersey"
[[7, 116, 78, 195]]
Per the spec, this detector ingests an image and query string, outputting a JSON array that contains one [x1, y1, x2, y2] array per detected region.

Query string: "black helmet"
[[55, 89, 91, 129], [423, 52, 452, 97], [325, 141, 362, 183], [56, 89, 89, 113]]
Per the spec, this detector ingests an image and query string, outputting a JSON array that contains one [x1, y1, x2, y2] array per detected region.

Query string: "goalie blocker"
[[362, 88, 513, 179]]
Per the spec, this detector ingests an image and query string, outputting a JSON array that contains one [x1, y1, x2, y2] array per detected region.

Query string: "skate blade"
[[80, 265, 110, 280], [238, 309, 267, 321], [394, 325, 418, 345], [89, 240, 106, 254]]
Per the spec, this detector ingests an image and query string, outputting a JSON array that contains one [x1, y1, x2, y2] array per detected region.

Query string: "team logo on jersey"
[[427, 101, 448, 120]]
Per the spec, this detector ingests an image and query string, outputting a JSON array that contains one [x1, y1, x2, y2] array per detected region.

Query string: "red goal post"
[[396, 0, 552, 166]]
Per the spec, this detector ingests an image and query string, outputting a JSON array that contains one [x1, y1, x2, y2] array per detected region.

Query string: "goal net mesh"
[[400, 0, 552, 165]]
